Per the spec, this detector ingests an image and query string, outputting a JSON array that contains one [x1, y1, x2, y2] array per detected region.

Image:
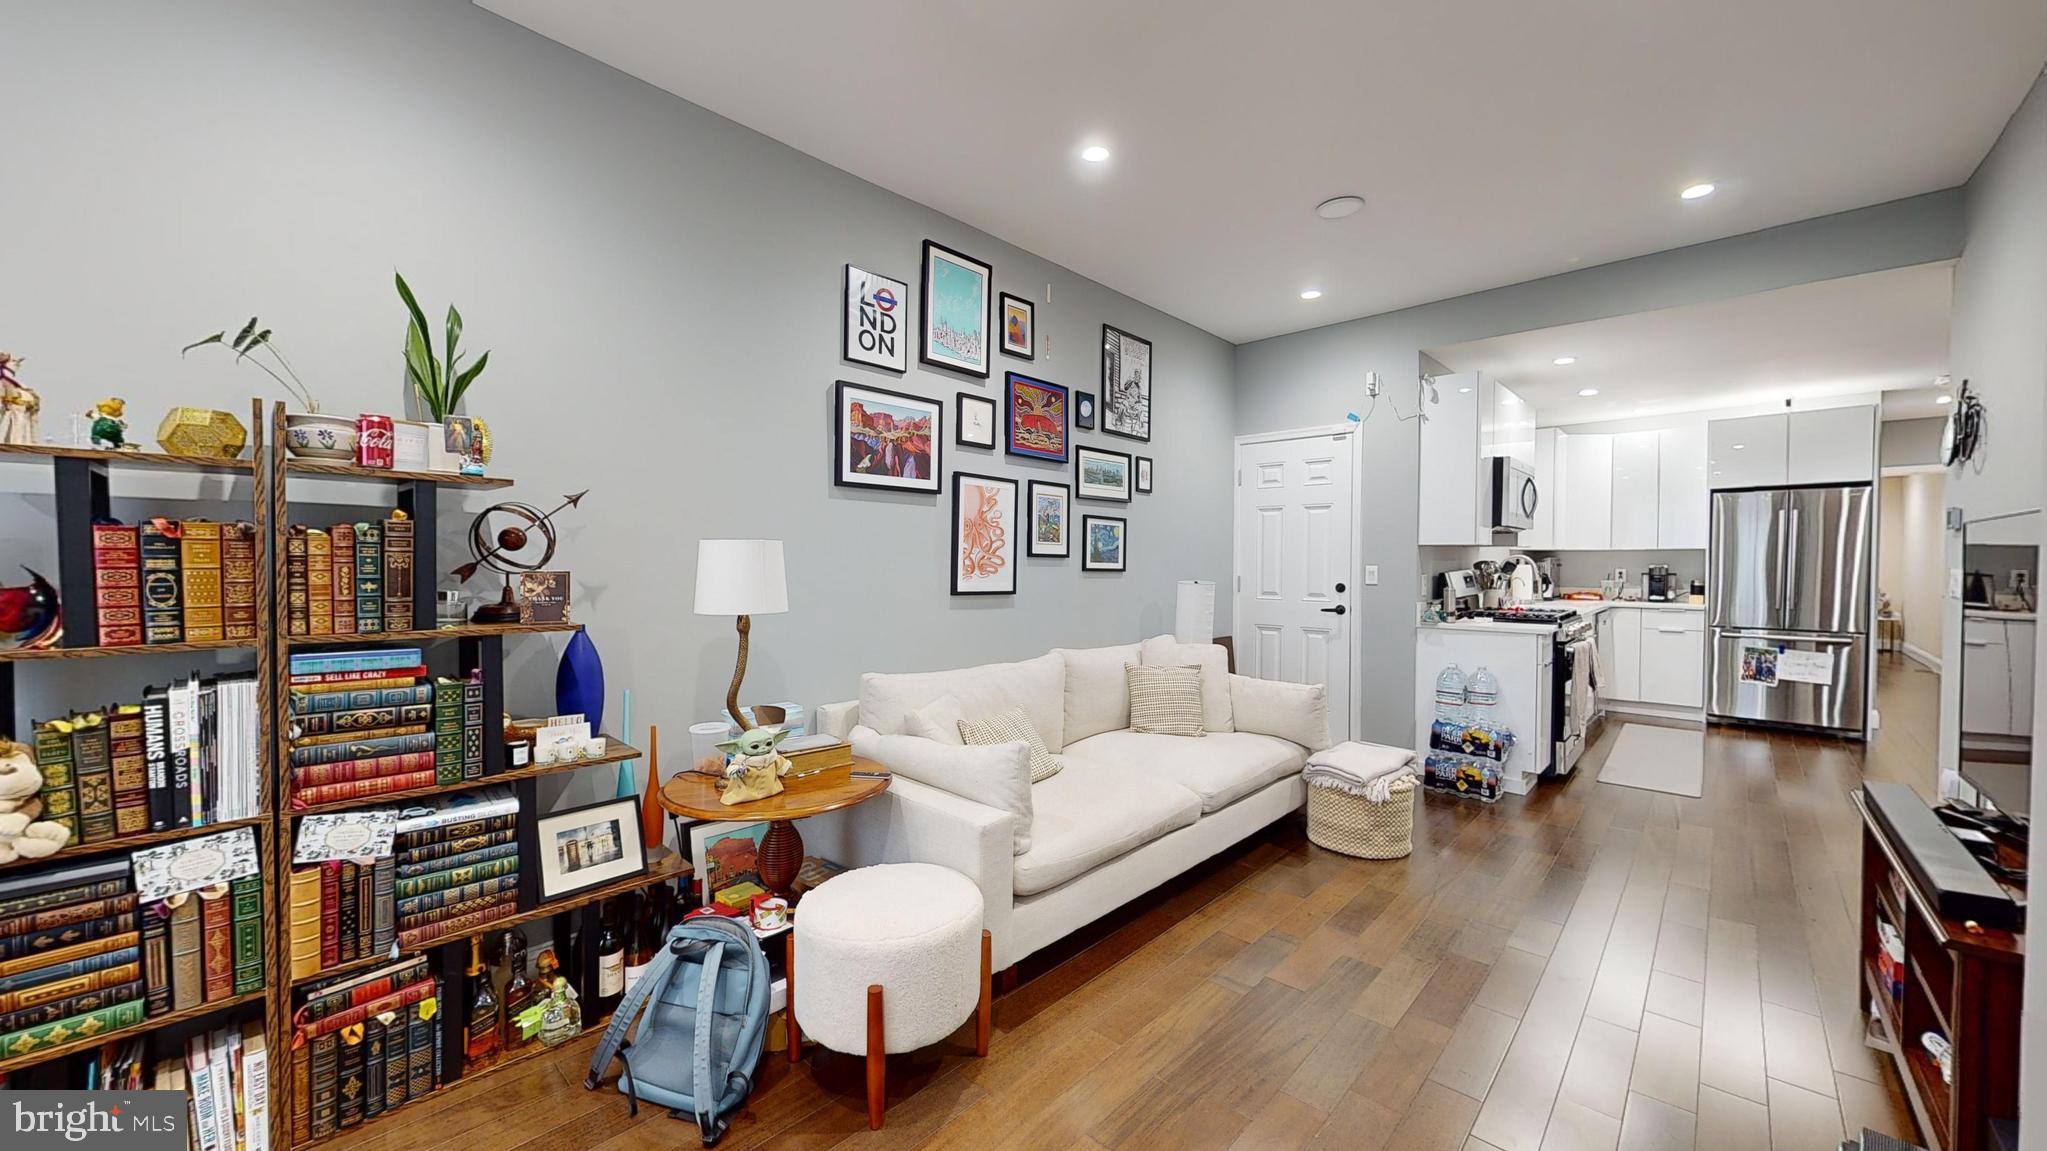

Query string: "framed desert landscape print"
[[1004, 371, 1069, 462], [1082, 515, 1128, 572], [1000, 292, 1035, 360], [843, 264, 909, 372], [1074, 444, 1132, 502], [1101, 324, 1152, 442], [1026, 479, 1071, 558], [921, 240, 992, 378], [952, 471, 1018, 595], [956, 392, 996, 448], [537, 797, 647, 901], [835, 380, 941, 493]]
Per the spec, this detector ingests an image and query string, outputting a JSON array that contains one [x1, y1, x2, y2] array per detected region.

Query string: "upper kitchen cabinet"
[[1419, 372, 1537, 545], [1657, 426, 1709, 548], [1557, 431, 1613, 550], [1707, 406, 1875, 490], [1524, 427, 1559, 549], [1707, 413, 1791, 488], [1610, 430, 1661, 550]]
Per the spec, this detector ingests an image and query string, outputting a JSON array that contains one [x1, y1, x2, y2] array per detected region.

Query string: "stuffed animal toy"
[[0, 738, 72, 863], [714, 726, 792, 806]]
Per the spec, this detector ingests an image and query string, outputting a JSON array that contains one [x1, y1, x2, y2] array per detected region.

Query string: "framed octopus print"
[[951, 471, 1017, 595]]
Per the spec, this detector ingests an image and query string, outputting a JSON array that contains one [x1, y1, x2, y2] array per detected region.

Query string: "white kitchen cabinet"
[[2011, 621, 2036, 739], [1525, 428, 1558, 549], [1787, 406, 1876, 485], [1493, 382, 1535, 465], [1420, 372, 1530, 545], [1608, 607, 1642, 700], [1611, 430, 1661, 550], [1962, 617, 2013, 735], [1414, 626, 1551, 793], [1636, 609, 1706, 707], [1595, 610, 1617, 695], [1707, 414, 1790, 489], [1657, 426, 1709, 548], [1558, 432, 1613, 550]]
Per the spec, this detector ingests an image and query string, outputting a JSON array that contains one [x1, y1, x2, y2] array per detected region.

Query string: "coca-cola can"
[[356, 414, 395, 468]]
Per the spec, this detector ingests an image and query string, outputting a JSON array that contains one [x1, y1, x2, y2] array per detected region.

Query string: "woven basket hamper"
[[1306, 774, 1416, 859]]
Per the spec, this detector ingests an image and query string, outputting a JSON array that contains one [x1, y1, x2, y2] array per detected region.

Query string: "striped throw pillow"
[[1126, 664, 1207, 737], [957, 706, 1064, 783]]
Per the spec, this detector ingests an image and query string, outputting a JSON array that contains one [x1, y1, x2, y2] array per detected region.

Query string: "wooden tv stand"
[[1854, 791, 2024, 1151]]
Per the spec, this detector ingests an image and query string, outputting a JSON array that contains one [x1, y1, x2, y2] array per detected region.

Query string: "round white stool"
[[788, 863, 989, 1129]]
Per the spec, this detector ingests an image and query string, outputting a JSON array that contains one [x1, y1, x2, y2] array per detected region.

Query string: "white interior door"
[[1234, 428, 1356, 743]]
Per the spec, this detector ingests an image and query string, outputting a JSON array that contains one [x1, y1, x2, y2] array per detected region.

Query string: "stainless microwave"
[[1490, 456, 1537, 532]]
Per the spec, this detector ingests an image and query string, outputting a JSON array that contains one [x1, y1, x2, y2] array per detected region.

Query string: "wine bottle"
[[464, 936, 501, 1071], [622, 891, 653, 996], [594, 904, 625, 1019], [500, 927, 535, 1052]]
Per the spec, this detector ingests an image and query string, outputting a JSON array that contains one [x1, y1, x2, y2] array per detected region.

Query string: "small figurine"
[[0, 738, 73, 864], [715, 726, 792, 806], [0, 353, 41, 446], [0, 568, 61, 651], [85, 398, 135, 451]]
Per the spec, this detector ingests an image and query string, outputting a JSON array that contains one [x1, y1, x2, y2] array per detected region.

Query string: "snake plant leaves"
[[449, 350, 489, 410], [180, 332, 227, 356]]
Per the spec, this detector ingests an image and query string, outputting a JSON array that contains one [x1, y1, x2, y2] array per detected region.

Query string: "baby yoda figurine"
[[715, 726, 792, 806]]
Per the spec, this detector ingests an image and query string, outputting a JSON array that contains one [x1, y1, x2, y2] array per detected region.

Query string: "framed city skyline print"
[[536, 797, 647, 901], [956, 392, 996, 448], [1074, 444, 1132, 502], [1136, 455, 1154, 493], [1075, 390, 1096, 431], [1000, 292, 1035, 360], [1101, 324, 1152, 442], [1027, 479, 1070, 558], [843, 264, 909, 372], [921, 240, 992, 378], [835, 380, 941, 493], [952, 472, 1018, 595], [1082, 515, 1127, 572], [1004, 371, 1069, 462]]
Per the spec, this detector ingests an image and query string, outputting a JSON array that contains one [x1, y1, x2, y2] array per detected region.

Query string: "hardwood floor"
[[337, 666, 1941, 1151]]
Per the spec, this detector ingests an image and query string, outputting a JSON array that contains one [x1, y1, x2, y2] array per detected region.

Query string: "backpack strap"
[[584, 925, 685, 1093], [691, 938, 729, 1143]]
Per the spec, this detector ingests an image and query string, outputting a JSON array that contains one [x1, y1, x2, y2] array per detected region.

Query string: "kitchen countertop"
[[1417, 618, 1561, 635], [1963, 608, 2037, 622], [1562, 599, 1705, 612]]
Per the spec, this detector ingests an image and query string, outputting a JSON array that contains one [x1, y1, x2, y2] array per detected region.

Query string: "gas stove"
[[1459, 607, 1581, 626]]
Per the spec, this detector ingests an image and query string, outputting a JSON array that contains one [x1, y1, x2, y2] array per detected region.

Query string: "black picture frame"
[[1136, 455, 1154, 494], [1100, 324, 1152, 442], [535, 796, 648, 902], [951, 471, 1019, 595], [999, 291, 1035, 360], [1075, 390, 1096, 431], [1074, 444, 1133, 503], [956, 392, 996, 449], [843, 263, 909, 373], [1004, 371, 1070, 463], [1081, 515, 1128, 572], [1026, 479, 1071, 558], [920, 239, 993, 379], [834, 379, 942, 494]]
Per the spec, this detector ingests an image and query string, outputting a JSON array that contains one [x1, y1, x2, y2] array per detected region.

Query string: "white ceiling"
[[1426, 263, 1953, 425], [478, 0, 2045, 343]]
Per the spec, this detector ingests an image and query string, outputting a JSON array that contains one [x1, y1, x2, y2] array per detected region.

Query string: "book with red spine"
[[319, 863, 341, 970], [221, 521, 259, 641], [288, 665, 427, 686], [199, 887, 234, 1002], [293, 770, 438, 809], [329, 524, 356, 635], [292, 751, 437, 789], [395, 901, 518, 951], [92, 522, 144, 647]]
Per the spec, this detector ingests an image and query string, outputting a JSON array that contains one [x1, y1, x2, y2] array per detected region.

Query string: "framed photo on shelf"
[[920, 240, 992, 378], [843, 264, 909, 373], [1075, 390, 1096, 431], [952, 471, 1019, 595], [1004, 371, 1069, 462], [1027, 479, 1071, 558], [956, 393, 996, 449], [1082, 515, 1128, 572], [1136, 455, 1154, 494], [834, 380, 941, 493], [688, 820, 770, 908], [999, 292, 1035, 360], [1100, 324, 1152, 442], [1074, 444, 1133, 502], [536, 797, 646, 901]]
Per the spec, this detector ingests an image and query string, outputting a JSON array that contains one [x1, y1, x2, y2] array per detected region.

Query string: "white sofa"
[[804, 638, 1331, 972]]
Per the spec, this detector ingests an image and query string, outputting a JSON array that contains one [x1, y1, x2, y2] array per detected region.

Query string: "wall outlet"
[[1949, 568, 1964, 598], [1365, 565, 1380, 586]]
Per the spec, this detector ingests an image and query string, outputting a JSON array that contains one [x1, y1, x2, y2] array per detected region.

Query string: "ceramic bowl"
[[284, 413, 358, 460]]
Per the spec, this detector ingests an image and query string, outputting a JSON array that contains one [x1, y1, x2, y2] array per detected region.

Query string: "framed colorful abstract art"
[[834, 380, 941, 494], [951, 471, 1018, 595], [920, 240, 992, 378], [1004, 371, 1069, 462], [1081, 515, 1128, 572], [1074, 444, 1132, 502], [999, 292, 1035, 360], [1026, 479, 1071, 558]]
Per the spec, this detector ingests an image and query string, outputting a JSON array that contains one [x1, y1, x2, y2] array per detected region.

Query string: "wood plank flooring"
[[335, 662, 1940, 1151]]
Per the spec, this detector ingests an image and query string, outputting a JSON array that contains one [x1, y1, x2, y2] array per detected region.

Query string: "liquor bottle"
[[593, 904, 625, 1019], [622, 891, 653, 997], [500, 927, 535, 1052], [464, 937, 501, 1071]]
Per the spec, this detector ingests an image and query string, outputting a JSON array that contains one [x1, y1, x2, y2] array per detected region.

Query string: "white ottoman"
[[789, 863, 989, 1129]]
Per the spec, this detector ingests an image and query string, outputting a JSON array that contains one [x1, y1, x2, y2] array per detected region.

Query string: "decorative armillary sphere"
[[452, 491, 588, 622]]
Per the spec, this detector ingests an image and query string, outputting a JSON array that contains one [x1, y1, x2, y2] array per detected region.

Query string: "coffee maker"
[[1644, 565, 1675, 602]]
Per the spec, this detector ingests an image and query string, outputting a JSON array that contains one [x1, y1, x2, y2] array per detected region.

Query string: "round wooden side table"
[[659, 756, 890, 900]]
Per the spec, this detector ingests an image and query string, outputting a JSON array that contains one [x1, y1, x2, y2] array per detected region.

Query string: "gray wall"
[[1235, 192, 1966, 745], [0, 1, 1238, 808], [1878, 416, 1948, 469]]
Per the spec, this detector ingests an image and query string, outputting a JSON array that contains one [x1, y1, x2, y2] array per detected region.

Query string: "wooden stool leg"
[[866, 985, 886, 1130], [785, 931, 800, 1063], [976, 930, 992, 1057]]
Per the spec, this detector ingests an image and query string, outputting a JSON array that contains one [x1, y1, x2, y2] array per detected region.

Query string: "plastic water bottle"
[[1466, 666, 1500, 717], [1434, 664, 1469, 722]]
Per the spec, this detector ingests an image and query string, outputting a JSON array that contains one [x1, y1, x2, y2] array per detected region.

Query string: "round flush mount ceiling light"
[[1080, 145, 1111, 163], [1732, 443, 1746, 450], [1578, 388, 1600, 397], [1315, 195, 1367, 220], [1936, 374, 1953, 387], [1680, 182, 1717, 201], [1553, 356, 1578, 366], [1299, 289, 1323, 300]]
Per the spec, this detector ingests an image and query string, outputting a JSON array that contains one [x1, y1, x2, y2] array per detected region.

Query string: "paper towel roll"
[[1174, 580, 1216, 644]]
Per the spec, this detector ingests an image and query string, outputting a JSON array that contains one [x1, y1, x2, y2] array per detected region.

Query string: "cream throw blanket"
[[1303, 741, 1419, 803]]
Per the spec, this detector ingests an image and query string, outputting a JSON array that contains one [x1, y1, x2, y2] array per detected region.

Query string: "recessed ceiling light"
[[1680, 182, 1716, 201], [1578, 388, 1599, 397], [1552, 356, 1577, 366], [1936, 374, 1953, 387], [1080, 145, 1111, 163], [1732, 443, 1746, 450], [1937, 394, 1954, 404], [1458, 387, 1473, 394], [1315, 195, 1366, 220], [1298, 289, 1322, 300]]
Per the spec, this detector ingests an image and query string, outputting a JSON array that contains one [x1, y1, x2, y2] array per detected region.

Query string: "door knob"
[[1320, 605, 1347, 615]]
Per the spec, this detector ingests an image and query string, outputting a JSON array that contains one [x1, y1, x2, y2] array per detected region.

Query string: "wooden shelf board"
[[285, 622, 581, 649], [1911, 958, 1953, 1036], [0, 989, 266, 1076], [1905, 1044, 1955, 1143], [0, 638, 259, 663], [288, 740, 641, 818], [0, 814, 270, 875], [0, 442, 256, 474], [283, 459, 512, 487]]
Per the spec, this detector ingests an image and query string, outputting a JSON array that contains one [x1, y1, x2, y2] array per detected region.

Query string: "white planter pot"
[[283, 413, 358, 460], [392, 420, 435, 471]]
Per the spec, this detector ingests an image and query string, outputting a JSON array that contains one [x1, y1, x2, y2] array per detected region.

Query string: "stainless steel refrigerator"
[[1707, 485, 1873, 734]]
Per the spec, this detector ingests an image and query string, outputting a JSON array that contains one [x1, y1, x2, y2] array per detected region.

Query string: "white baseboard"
[[1900, 643, 1942, 672]]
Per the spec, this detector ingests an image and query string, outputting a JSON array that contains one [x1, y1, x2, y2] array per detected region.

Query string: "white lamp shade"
[[693, 539, 789, 616], [1174, 580, 1215, 644]]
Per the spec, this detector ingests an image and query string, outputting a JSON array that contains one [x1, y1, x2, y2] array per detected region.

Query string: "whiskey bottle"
[[593, 905, 625, 1019], [464, 936, 501, 1071], [500, 927, 535, 1052]]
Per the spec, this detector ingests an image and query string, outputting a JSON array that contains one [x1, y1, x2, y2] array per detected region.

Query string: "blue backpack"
[[584, 915, 770, 1145]]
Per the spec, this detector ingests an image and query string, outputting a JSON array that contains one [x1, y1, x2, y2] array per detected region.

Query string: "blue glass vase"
[[556, 630, 605, 734]]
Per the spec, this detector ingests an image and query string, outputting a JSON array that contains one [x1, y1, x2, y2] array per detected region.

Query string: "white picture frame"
[[844, 264, 909, 373]]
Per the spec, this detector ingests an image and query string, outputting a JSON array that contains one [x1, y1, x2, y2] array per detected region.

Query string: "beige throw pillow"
[[1126, 664, 1208, 737], [1138, 636, 1235, 732], [903, 694, 968, 745], [849, 726, 1035, 854], [958, 706, 1064, 783]]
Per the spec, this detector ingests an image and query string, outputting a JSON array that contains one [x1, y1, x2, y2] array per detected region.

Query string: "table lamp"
[[694, 539, 789, 731]]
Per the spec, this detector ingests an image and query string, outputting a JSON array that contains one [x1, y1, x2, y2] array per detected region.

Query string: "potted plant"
[[182, 319, 353, 459], [395, 272, 489, 472]]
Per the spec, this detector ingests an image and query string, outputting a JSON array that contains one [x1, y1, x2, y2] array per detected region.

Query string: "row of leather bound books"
[[0, 1023, 275, 1151], [292, 954, 439, 1143], [90, 518, 259, 646], [286, 647, 484, 808], [284, 516, 415, 637]]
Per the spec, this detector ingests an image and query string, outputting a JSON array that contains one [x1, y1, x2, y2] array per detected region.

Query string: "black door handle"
[[1320, 605, 1347, 615]]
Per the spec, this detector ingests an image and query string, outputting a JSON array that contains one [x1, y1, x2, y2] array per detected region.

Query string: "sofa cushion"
[[1061, 730, 1308, 814], [1011, 760, 1201, 896], [1139, 636, 1234, 732], [1126, 664, 1207, 737], [849, 726, 1034, 854], [1228, 675, 1332, 752], [957, 706, 1063, 783], [1052, 643, 1142, 742], [902, 695, 967, 746], [859, 652, 1066, 750]]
